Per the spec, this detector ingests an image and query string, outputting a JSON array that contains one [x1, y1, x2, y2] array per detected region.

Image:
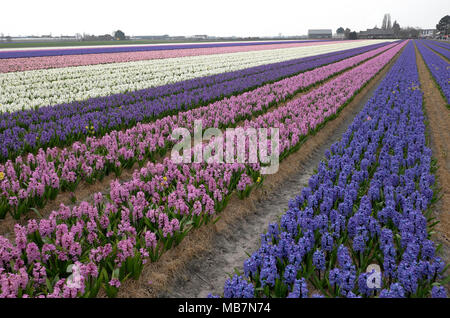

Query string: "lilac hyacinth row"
[[0, 42, 404, 298], [0, 41, 345, 73], [216, 41, 448, 299], [426, 40, 450, 50], [416, 40, 450, 104], [422, 40, 450, 59], [0, 42, 393, 160], [432, 41, 450, 50], [0, 40, 330, 59], [0, 42, 400, 219]]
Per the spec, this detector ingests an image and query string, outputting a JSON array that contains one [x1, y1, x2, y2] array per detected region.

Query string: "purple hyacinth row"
[[0, 40, 332, 59], [423, 40, 450, 59], [430, 40, 450, 50], [0, 42, 404, 298], [427, 40, 450, 50], [216, 41, 448, 299], [0, 42, 400, 220], [416, 40, 450, 105], [0, 42, 393, 160]]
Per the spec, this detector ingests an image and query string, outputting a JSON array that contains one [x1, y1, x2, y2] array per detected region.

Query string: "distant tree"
[[114, 30, 126, 40], [408, 27, 420, 39], [382, 15, 387, 30], [344, 28, 351, 39], [387, 14, 392, 29], [336, 27, 345, 34], [399, 27, 420, 39], [5, 36, 12, 43], [349, 31, 358, 40], [436, 15, 450, 36], [392, 20, 401, 37], [381, 13, 392, 30]]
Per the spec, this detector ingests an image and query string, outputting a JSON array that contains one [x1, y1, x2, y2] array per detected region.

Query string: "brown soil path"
[[415, 43, 450, 291]]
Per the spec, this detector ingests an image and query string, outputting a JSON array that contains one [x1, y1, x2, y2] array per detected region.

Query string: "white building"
[[419, 29, 436, 38]]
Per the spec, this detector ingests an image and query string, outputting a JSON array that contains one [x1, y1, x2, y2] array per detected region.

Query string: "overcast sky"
[[1, 0, 448, 37]]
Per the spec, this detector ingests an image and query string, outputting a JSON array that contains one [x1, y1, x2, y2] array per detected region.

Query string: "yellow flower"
[[163, 176, 167, 181], [85, 126, 89, 129], [256, 176, 261, 183], [0, 171, 4, 181]]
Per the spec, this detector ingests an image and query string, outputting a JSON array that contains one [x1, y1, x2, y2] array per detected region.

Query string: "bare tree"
[[382, 14, 387, 30], [382, 14, 392, 30], [393, 20, 401, 37]]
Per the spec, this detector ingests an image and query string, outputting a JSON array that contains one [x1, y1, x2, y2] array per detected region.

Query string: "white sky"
[[1, 0, 448, 37]]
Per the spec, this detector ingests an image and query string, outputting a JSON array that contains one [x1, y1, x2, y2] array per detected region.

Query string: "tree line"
[[336, 14, 449, 40]]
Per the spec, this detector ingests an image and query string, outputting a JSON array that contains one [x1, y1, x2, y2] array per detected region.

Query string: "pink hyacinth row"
[[0, 41, 356, 73], [0, 41, 406, 298], [0, 42, 400, 219], [0, 157, 251, 297]]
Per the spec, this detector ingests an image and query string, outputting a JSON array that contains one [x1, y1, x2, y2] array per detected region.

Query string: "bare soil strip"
[[415, 44, 450, 291], [114, 46, 404, 298]]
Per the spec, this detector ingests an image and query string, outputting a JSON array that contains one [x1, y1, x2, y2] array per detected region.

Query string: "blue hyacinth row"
[[415, 40, 450, 106], [422, 40, 450, 60], [214, 41, 448, 298]]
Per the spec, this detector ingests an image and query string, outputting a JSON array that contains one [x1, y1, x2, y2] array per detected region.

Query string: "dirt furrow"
[[415, 43, 450, 292]]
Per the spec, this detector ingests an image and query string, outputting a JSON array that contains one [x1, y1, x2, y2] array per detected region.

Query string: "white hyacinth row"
[[0, 40, 394, 112]]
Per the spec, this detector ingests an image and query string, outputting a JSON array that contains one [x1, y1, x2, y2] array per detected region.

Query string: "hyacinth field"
[[0, 38, 448, 299]]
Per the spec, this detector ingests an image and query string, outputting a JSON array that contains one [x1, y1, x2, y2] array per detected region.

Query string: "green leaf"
[[46, 278, 53, 293], [30, 207, 42, 218], [212, 216, 221, 224], [439, 275, 450, 285]]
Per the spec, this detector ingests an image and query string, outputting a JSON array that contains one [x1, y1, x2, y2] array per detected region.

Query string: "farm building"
[[308, 29, 332, 39], [192, 34, 208, 39]]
